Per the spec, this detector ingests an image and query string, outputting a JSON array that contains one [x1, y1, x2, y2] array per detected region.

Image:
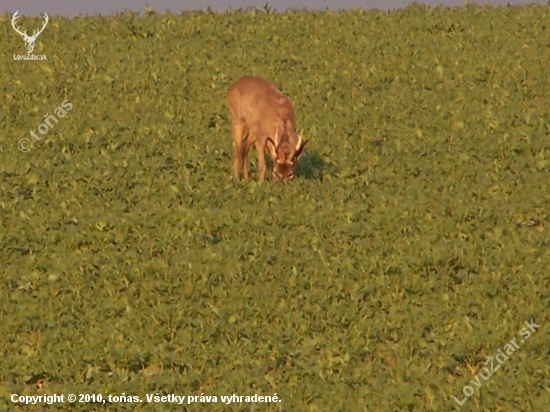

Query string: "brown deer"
[[226, 76, 308, 182]]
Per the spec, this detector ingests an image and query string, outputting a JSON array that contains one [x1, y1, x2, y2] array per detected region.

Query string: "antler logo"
[[12, 11, 49, 54]]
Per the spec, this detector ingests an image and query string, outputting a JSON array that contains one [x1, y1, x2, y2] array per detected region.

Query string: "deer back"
[[226, 76, 297, 142]]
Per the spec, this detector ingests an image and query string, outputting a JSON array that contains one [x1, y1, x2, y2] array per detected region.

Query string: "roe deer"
[[226, 76, 308, 182]]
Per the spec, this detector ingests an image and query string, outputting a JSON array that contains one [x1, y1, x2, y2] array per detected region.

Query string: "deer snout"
[[271, 169, 295, 183]]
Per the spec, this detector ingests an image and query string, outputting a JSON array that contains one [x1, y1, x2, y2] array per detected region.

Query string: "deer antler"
[[11, 11, 27, 37], [11, 11, 48, 39], [32, 13, 49, 39], [295, 129, 304, 150], [273, 123, 281, 149]]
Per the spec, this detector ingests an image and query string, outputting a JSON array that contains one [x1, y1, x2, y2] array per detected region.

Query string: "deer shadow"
[[295, 152, 326, 180]]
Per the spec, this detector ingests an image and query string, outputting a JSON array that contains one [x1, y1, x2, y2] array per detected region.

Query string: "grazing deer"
[[226, 76, 308, 182]]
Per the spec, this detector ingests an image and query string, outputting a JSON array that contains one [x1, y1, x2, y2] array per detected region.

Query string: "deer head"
[[12, 11, 49, 54], [267, 125, 308, 183]]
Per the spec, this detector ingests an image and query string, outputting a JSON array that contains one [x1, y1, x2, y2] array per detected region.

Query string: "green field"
[[1, 3, 549, 411]]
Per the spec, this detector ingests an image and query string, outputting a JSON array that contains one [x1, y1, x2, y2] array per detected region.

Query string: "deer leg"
[[255, 139, 267, 181], [231, 118, 246, 179], [242, 132, 256, 180]]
